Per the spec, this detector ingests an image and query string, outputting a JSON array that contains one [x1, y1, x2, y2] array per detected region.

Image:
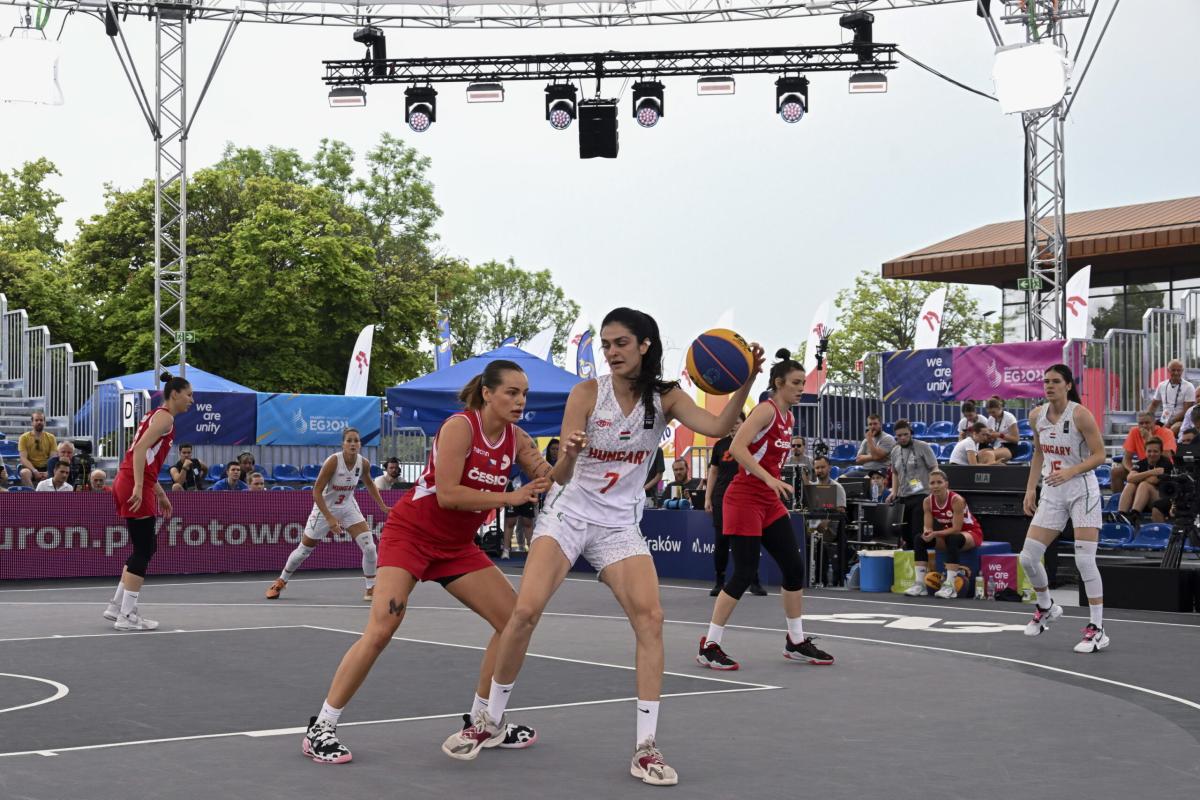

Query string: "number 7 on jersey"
[[599, 471, 620, 494]]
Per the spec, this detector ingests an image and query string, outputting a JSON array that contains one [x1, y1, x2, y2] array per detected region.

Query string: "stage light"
[[353, 25, 388, 78], [405, 86, 437, 132], [696, 76, 736, 95], [328, 86, 366, 107], [545, 83, 578, 130], [466, 82, 504, 103], [775, 76, 808, 123], [631, 80, 665, 128], [848, 72, 888, 93], [839, 10, 875, 62], [578, 99, 618, 159]]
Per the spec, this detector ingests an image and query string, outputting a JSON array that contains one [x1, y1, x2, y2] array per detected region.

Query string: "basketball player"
[[301, 360, 586, 764], [266, 428, 391, 602], [103, 373, 193, 631], [442, 308, 761, 786], [697, 349, 833, 672], [903, 469, 983, 599], [1021, 364, 1110, 652]]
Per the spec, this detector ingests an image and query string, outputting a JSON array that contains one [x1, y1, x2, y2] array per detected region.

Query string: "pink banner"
[[0, 490, 406, 581], [950, 340, 1065, 400]]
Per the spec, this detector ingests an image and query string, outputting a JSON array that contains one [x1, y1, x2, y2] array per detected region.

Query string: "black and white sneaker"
[[302, 716, 352, 764], [1024, 603, 1063, 637], [783, 635, 834, 665], [696, 636, 739, 670], [1073, 623, 1110, 653], [459, 714, 538, 749]]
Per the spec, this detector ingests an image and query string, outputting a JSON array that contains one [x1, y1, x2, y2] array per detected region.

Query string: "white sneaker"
[[103, 602, 121, 621], [114, 612, 159, 631], [934, 581, 957, 599], [1024, 603, 1063, 637], [903, 583, 926, 597], [441, 709, 505, 760], [1073, 623, 1110, 653], [631, 737, 678, 786]]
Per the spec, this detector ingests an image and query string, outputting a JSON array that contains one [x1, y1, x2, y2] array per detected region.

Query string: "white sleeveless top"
[[547, 375, 667, 526], [323, 453, 366, 509], [1034, 401, 1098, 496]]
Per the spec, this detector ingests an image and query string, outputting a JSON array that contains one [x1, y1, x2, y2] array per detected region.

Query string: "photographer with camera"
[[1117, 436, 1171, 528]]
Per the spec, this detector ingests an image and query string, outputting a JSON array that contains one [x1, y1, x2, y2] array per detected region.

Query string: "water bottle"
[[986, 575, 995, 599], [826, 560, 834, 587], [975, 576, 984, 600]]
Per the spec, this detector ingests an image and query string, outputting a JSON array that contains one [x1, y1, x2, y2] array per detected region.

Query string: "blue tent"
[[386, 346, 582, 436], [106, 364, 255, 393]]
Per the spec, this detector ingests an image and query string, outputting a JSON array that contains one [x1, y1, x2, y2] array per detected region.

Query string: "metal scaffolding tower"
[[153, 6, 188, 379]]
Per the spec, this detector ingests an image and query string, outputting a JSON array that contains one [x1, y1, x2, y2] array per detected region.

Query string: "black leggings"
[[712, 509, 731, 576], [723, 515, 805, 598], [897, 494, 927, 549], [913, 532, 966, 565], [124, 516, 158, 577]]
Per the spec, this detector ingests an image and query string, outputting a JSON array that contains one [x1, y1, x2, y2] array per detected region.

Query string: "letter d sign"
[[122, 396, 136, 429]]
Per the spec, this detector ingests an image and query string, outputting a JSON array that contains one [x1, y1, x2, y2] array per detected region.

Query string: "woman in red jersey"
[[103, 372, 193, 632], [901, 469, 983, 599], [697, 350, 834, 670], [301, 359, 586, 764]]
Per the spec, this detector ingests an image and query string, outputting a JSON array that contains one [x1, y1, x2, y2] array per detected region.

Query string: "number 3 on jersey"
[[599, 472, 620, 494]]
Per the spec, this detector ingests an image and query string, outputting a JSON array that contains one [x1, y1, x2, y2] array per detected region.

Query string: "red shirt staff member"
[[103, 372, 193, 631], [697, 349, 834, 671], [902, 469, 983, 598], [301, 360, 586, 765]]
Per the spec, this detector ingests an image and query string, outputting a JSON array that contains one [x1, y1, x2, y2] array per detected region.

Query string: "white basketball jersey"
[[548, 375, 667, 526], [323, 453, 366, 510], [1035, 402, 1098, 494]]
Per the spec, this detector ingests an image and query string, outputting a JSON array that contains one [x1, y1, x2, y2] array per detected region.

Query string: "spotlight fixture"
[[696, 76, 736, 96], [545, 83, 578, 130], [404, 86, 437, 132], [352, 25, 388, 78], [631, 80, 665, 128], [328, 86, 367, 107], [466, 82, 504, 103], [848, 72, 888, 94], [839, 11, 875, 62], [775, 76, 809, 123], [578, 98, 619, 159]]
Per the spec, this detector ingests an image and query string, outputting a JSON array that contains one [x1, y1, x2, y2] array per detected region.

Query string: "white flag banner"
[[802, 299, 833, 374], [1065, 265, 1092, 341], [566, 316, 589, 371], [913, 288, 947, 351], [344, 325, 375, 396], [522, 326, 557, 362]]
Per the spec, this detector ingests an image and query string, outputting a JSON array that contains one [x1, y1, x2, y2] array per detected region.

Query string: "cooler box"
[[859, 550, 895, 593]]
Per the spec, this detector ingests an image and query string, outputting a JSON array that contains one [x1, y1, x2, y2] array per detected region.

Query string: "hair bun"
[[160, 371, 174, 383], [775, 348, 791, 361]]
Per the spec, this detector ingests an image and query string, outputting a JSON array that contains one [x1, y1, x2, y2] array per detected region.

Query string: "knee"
[[508, 603, 543, 634], [361, 626, 395, 656], [171, 483, 184, 492], [630, 604, 664, 635], [1019, 540, 1043, 571]]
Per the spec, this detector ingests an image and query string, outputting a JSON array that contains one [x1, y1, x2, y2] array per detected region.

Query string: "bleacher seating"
[[272, 464, 305, 483], [8, 485, 33, 491], [207, 464, 226, 483], [159, 465, 174, 484], [925, 420, 955, 439], [270, 485, 293, 491], [1102, 493, 1121, 514], [1128, 523, 1172, 551], [1098, 522, 1134, 549], [939, 443, 956, 461], [369, 464, 384, 480], [1095, 463, 1112, 489], [909, 421, 927, 436], [0, 441, 19, 459], [1018, 418, 1034, 438], [300, 464, 321, 482], [1010, 441, 1034, 463], [830, 443, 857, 463], [828, 465, 841, 480]]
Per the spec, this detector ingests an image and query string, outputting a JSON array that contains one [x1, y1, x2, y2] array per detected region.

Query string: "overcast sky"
[[1, 1, 1196, 378]]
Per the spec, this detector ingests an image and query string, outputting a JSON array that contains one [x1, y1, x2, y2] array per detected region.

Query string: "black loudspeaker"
[[579, 100, 618, 159], [1086, 563, 1197, 612]]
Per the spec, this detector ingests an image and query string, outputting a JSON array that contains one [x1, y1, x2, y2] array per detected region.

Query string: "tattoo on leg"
[[388, 598, 405, 617]]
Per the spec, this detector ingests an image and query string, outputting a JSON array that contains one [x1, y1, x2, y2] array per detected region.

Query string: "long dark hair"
[[601, 307, 679, 428], [458, 359, 524, 410], [1045, 363, 1082, 403], [769, 348, 805, 391], [161, 371, 191, 401]]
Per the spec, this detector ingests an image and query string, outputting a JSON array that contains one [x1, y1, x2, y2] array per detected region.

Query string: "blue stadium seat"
[[158, 465, 174, 484], [909, 421, 927, 437], [369, 464, 384, 479], [207, 463, 226, 483], [1128, 522, 1172, 551], [272, 464, 305, 483], [882, 422, 895, 435], [300, 485, 315, 492], [0, 441, 19, 458], [829, 465, 841, 480], [270, 485, 293, 491], [1018, 418, 1034, 439], [938, 443, 955, 460], [300, 464, 322, 482], [926, 420, 955, 439], [1102, 493, 1121, 513], [1010, 441, 1034, 463], [8, 485, 33, 492], [1098, 522, 1134, 549], [1095, 463, 1112, 489], [830, 443, 857, 463]]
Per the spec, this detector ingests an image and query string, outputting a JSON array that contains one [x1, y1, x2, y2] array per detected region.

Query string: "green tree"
[[1090, 284, 1166, 340], [441, 258, 580, 363], [817, 271, 998, 381]]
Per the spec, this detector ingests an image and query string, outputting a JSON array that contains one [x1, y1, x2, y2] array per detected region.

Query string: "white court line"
[[0, 625, 305, 644], [0, 673, 69, 714], [0, 576, 365, 594]]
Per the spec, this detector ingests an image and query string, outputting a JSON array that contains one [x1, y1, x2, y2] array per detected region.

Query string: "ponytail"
[[458, 359, 524, 410], [161, 371, 191, 401], [768, 348, 804, 391]]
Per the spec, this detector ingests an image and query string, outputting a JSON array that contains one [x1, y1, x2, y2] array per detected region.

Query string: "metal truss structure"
[[324, 43, 898, 85]]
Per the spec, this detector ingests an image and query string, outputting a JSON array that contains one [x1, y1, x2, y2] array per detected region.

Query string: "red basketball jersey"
[[930, 490, 983, 546], [727, 401, 793, 493], [385, 411, 517, 547], [117, 407, 175, 487]]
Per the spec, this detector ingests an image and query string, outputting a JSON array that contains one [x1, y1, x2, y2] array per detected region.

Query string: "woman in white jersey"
[[442, 307, 762, 786], [265, 428, 391, 601], [1021, 364, 1110, 653]]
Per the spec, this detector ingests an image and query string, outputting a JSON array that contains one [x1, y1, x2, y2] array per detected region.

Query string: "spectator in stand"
[[786, 436, 814, 482], [846, 414, 895, 477], [1180, 405, 1200, 440], [170, 443, 207, 491], [0, 461, 8, 491], [664, 457, 702, 503], [248, 472, 268, 491], [957, 401, 981, 440], [810, 456, 847, 514], [949, 421, 994, 466], [887, 419, 940, 551], [209, 461, 249, 491], [1111, 410, 1177, 493], [981, 397, 1019, 464], [1147, 359, 1195, 436], [868, 469, 890, 502], [18, 411, 57, 488], [374, 457, 404, 491], [238, 452, 257, 484], [36, 460, 74, 492], [1181, 428, 1197, 446], [644, 446, 666, 506], [46, 441, 85, 488], [85, 469, 110, 492], [1117, 436, 1171, 528]]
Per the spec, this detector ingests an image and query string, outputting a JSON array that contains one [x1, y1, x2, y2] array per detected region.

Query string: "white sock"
[[636, 700, 660, 747], [120, 590, 139, 617], [486, 679, 515, 725], [110, 581, 126, 606], [365, 576, 376, 589], [470, 694, 488, 719], [944, 567, 957, 587], [1089, 602, 1103, 628], [705, 623, 724, 646], [914, 564, 928, 587], [1036, 588, 1053, 608], [786, 616, 805, 643], [317, 701, 342, 726]]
